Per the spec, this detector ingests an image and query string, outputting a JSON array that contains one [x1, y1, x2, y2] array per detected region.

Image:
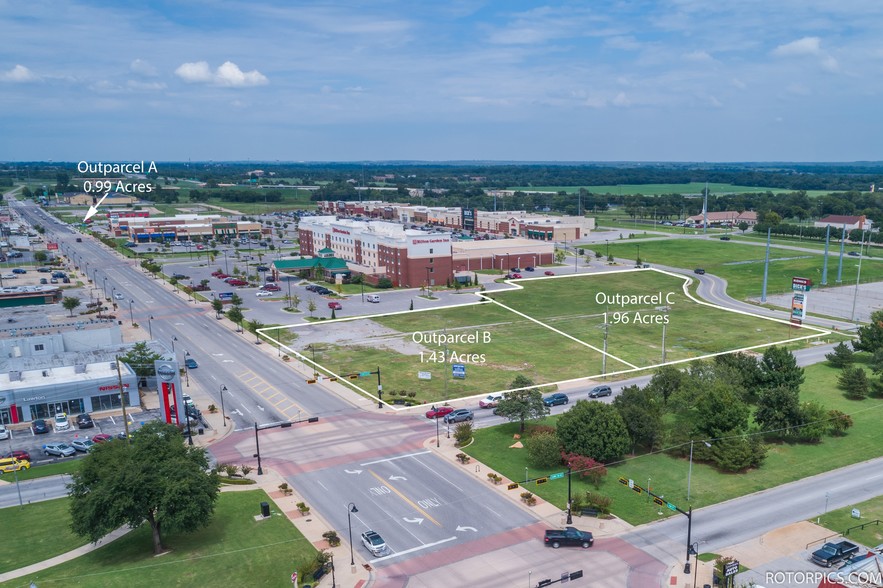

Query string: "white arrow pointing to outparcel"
[[389, 475, 407, 481], [344, 469, 363, 475], [403, 517, 424, 525], [83, 191, 110, 222], [456, 525, 478, 532]]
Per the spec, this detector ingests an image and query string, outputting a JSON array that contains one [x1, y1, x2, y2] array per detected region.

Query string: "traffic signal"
[[535, 477, 548, 485], [306, 379, 317, 384], [328, 377, 338, 382], [654, 497, 665, 506], [348, 374, 359, 379]]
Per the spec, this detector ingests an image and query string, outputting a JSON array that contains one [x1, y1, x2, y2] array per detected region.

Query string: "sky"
[[2, 0, 883, 163]]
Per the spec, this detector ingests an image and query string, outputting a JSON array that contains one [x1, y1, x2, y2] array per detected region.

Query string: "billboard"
[[154, 360, 184, 426]]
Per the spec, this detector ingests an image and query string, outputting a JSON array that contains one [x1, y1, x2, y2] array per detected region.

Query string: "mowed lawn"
[[0, 490, 319, 588], [299, 271, 819, 404], [583, 238, 883, 301], [817, 495, 883, 548], [0, 499, 89, 573], [465, 360, 883, 526]]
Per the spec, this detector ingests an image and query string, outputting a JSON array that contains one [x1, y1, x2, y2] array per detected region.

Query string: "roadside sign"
[[452, 363, 466, 379], [507, 483, 519, 490], [218, 292, 233, 300], [667, 502, 677, 511], [359, 371, 372, 377], [549, 472, 565, 480], [536, 477, 548, 485], [724, 561, 739, 577], [418, 371, 432, 380]]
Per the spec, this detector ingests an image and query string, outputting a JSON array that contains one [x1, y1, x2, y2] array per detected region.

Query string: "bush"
[[524, 431, 561, 468], [296, 501, 310, 514], [583, 491, 613, 514], [520, 491, 537, 506], [321, 531, 340, 547], [454, 422, 473, 446], [839, 366, 870, 399], [240, 464, 253, 476], [376, 277, 393, 289], [561, 452, 607, 488], [455, 452, 471, 464]]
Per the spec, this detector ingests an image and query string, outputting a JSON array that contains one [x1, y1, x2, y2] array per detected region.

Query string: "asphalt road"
[[0, 474, 70, 508]]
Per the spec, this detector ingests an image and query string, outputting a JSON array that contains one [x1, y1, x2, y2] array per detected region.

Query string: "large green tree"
[[68, 421, 220, 555], [754, 386, 801, 437], [758, 346, 805, 392], [556, 400, 630, 463], [612, 384, 664, 451], [853, 310, 883, 353], [494, 376, 549, 434], [119, 341, 163, 378], [62, 296, 81, 317], [694, 382, 750, 439], [226, 305, 244, 332]]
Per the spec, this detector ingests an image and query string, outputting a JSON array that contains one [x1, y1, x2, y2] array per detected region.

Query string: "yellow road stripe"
[[368, 470, 440, 527]]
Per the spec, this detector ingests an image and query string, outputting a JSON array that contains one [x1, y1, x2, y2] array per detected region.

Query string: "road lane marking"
[[370, 536, 457, 563], [368, 470, 440, 527], [360, 450, 430, 466]]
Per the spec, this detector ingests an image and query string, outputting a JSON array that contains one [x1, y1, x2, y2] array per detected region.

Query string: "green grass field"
[[582, 239, 883, 301], [508, 183, 832, 197], [280, 271, 823, 404], [0, 499, 88, 573], [465, 360, 883, 526], [0, 490, 319, 588], [816, 496, 883, 548], [8, 460, 81, 482]]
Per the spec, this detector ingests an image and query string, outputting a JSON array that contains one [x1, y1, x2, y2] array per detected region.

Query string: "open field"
[[582, 239, 883, 301], [508, 183, 832, 197], [270, 270, 826, 404], [465, 360, 883, 526], [0, 499, 88, 573], [0, 490, 319, 588], [817, 495, 883, 548]]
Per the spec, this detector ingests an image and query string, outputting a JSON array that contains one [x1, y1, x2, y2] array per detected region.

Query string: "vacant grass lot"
[[817, 495, 883, 548], [295, 272, 816, 403], [0, 490, 318, 588], [465, 360, 883, 526], [11, 459, 81, 481], [507, 183, 831, 197], [0, 499, 88, 573], [583, 239, 883, 301]]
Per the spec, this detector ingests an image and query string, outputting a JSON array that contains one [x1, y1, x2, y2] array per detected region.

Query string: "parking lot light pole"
[[220, 385, 227, 427], [128, 299, 135, 326], [254, 421, 263, 475], [432, 407, 439, 447], [147, 315, 153, 339], [347, 502, 359, 566]]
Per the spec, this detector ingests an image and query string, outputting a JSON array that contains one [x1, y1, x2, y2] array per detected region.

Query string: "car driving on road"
[[361, 530, 387, 556], [443, 409, 474, 423], [425, 405, 454, 419], [543, 393, 569, 407], [588, 385, 612, 398]]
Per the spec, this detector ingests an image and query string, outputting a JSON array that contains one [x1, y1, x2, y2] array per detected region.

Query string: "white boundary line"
[[257, 268, 834, 409]]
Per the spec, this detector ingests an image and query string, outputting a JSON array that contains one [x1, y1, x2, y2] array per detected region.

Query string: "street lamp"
[[687, 439, 711, 501], [605, 239, 610, 260], [432, 406, 440, 447], [184, 350, 191, 387], [219, 385, 227, 427], [128, 299, 134, 326], [103, 276, 108, 299], [347, 502, 359, 566], [655, 305, 670, 364], [148, 315, 154, 339]]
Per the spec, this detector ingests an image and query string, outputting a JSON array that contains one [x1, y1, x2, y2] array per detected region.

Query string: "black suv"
[[76, 413, 94, 429]]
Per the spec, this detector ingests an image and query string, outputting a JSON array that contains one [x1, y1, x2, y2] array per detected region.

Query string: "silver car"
[[44, 443, 76, 457]]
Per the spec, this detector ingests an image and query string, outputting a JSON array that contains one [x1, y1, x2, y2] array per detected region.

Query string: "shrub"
[[207, 404, 218, 413], [454, 422, 473, 446], [279, 482, 293, 496], [296, 501, 310, 514], [321, 531, 340, 547], [827, 410, 853, 436], [223, 463, 238, 478], [520, 492, 537, 506], [561, 452, 608, 488], [583, 491, 612, 514], [240, 464, 253, 476], [487, 472, 502, 484], [527, 424, 556, 437], [376, 277, 393, 289], [524, 431, 561, 468], [455, 452, 471, 464]]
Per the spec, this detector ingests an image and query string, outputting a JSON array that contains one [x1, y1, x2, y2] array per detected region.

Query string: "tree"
[[738, 221, 749, 234], [68, 421, 220, 555], [230, 293, 243, 307], [644, 364, 686, 404], [554, 249, 566, 264], [561, 452, 607, 488], [290, 293, 300, 310], [758, 346, 805, 392], [211, 298, 224, 319], [34, 250, 48, 263], [825, 342, 855, 368], [754, 386, 801, 437], [247, 319, 265, 344], [524, 431, 561, 468], [694, 382, 750, 439], [853, 310, 883, 353], [494, 376, 549, 434], [838, 366, 870, 399], [827, 410, 853, 436], [556, 400, 630, 463], [307, 298, 317, 317], [612, 385, 664, 451], [119, 342, 163, 379], [226, 306, 244, 332], [62, 296, 81, 317], [708, 431, 767, 472]]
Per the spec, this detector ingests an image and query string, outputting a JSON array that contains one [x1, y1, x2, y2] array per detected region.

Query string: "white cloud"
[[175, 61, 267, 87], [772, 36, 822, 57], [682, 50, 714, 63], [127, 80, 166, 91], [1, 64, 37, 82], [130, 59, 158, 76]]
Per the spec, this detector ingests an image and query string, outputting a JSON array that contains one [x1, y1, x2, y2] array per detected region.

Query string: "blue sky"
[[2, 0, 882, 162]]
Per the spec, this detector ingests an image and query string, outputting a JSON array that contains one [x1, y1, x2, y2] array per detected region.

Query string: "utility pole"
[[115, 356, 130, 443]]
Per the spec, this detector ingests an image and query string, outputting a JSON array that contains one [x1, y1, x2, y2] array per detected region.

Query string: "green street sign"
[[667, 503, 677, 511], [549, 472, 565, 480], [359, 371, 372, 377]]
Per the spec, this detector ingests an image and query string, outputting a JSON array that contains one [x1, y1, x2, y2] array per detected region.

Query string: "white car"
[[54, 412, 71, 431], [255, 290, 272, 297], [1, 273, 16, 279], [0, 424, 9, 441], [361, 530, 387, 556], [113, 292, 124, 300]]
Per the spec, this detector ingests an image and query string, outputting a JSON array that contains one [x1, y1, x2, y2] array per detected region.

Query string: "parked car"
[[256, 290, 273, 297], [366, 294, 381, 303], [44, 443, 76, 457], [92, 433, 113, 443], [443, 409, 474, 423], [510, 267, 522, 273], [71, 439, 96, 453], [37, 267, 51, 272], [693, 268, 706, 275], [256, 265, 270, 271], [588, 385, 613, 398], [261, 284, 281, 291], [719, 235, 731, 241], [3, 450, 31, 462], [544, 270, 555, 276], [328, 301, 343, 310], [185, 358, 198, 369], [39, 277, 48, 284], [172, 273, 189, 279], [543, 393, 569, 407], [544, 527, 594, 549], [11, 268, 27, 274], [227, 279, 248, 286], [1, 273, 16, 279], [0, 424, 8, 441], [54, 412, 71, 431], [32, 419, 51, 434], [425, 405, 454, 419], [316, 287, 333, 295], [113, 292, 124, 300], [848, 251, 860, 257], [0, 457, 30, 475], [525, 266, 535, 272], [76, 413, 94, 429], [361, 530, 387, 556], [51, 271, 66, 278], [50, 278, 58, 284]]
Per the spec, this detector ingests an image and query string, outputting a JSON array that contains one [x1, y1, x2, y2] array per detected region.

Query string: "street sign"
[[418, 371, 432, 380], [507, 482, 519, 490], [724, 561, 739, 577], [452, 363, 466, 379], [667, 502, 677, 511], [550, 472, 565, 480], [359, 371, 372, 377]]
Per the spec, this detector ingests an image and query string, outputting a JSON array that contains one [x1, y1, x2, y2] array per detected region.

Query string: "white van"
[[366, 294, 381, 303]]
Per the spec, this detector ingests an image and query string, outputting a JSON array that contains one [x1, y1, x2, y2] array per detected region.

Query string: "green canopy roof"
[[273, 257, 350, 271]]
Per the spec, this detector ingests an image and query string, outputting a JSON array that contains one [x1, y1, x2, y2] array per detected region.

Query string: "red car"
[[425, 406, 454, 419], [92, 434, 113, 443], [214, 273, 230, 279], [507, 273, 522, 279], [227, 279, 248, 286], [3, 450, 31, 462], [544, 270, 555, 276], [328, 301, 342, 310], [262, 284, 281, 292]]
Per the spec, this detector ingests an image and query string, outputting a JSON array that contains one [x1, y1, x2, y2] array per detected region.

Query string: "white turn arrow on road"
[[389, 475, 407, 481], [456, 525, 478, 532], [403, 517, 424, 525], [344, 469, 363, 475]]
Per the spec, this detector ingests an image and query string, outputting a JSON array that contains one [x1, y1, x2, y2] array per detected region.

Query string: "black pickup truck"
[[544, 527, 594, 549], [810, 540, 859, 567]]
